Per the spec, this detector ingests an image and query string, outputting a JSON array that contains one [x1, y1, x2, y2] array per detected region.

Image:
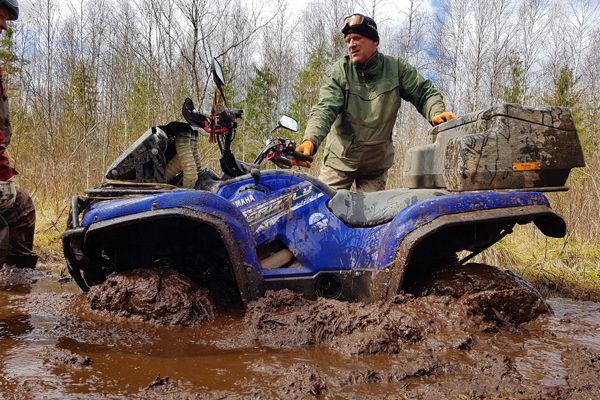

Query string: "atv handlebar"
[[292, 150, 314, 162], [253, 138, 314, 169], [180, 96, 304, 176], [218, 108, 243, 123]]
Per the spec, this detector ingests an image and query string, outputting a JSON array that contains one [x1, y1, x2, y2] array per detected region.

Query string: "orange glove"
[[431, 111, 456, 126], [297, 140, 315, 156], [291, 140, 315, 169]]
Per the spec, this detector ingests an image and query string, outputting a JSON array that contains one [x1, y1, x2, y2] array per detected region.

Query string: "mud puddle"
[[1, 265, 600, 399]]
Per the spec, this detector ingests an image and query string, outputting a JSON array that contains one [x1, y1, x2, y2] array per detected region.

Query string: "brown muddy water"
[[1, 264, 600, 399]]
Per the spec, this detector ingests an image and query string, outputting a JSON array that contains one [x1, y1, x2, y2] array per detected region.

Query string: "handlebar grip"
[[272, 155, 292, 168], [218, 109, 243, 124], [229, 108, 244, 118], [293, 151, 314, 162]]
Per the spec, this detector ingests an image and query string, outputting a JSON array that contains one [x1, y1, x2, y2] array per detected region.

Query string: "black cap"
[[342, 14, 379, 42], [0, 0, 18, 20]]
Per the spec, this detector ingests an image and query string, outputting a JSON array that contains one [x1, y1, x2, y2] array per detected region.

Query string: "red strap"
[[0, 151, 14, 180]]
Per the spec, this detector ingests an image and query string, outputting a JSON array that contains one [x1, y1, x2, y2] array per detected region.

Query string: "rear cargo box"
[[402, 103, 585, 191]]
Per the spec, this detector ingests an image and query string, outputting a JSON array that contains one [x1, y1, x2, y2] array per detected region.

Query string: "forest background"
[[4, 0, 600, 299]]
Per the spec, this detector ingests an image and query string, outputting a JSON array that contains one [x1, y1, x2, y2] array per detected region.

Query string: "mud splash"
[[87, 268, 215, 326], [238, 290, 479, 354], [1, 265, 600, 398], [409, 263, 551, 324], [235, 264, 549, 355]]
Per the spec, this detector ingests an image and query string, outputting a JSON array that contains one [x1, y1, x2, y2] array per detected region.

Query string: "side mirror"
[[212, 59, 225, 88], [278, 115, 298, 132]]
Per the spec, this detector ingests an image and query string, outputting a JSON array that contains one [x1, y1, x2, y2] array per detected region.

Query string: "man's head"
[[342, 14, 379, 64], [0, 0, 18, 33]]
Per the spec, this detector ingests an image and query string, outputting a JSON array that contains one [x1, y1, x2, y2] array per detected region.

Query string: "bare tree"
[[513, 0, 549, 104], [300, 0, 353, 62], [432, 0, 470, 113], [356, 0, 389, 22], [485, 0, 515, 105]]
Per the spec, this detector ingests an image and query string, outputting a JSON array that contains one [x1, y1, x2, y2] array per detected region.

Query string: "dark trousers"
[[0, 187, 37, 268]]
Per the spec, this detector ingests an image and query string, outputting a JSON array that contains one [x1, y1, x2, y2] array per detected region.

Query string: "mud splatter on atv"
[[62, 59, 583, 308]]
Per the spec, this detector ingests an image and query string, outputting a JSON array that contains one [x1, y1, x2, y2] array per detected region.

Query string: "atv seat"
[[328, 189, 447, 227]]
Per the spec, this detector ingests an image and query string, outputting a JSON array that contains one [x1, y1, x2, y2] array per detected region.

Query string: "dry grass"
[[474, 224, 600, 302], [33, 205, 68, 264]]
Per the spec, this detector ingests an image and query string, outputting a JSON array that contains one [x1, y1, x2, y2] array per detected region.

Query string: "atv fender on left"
[[63, 190, 265, 303]]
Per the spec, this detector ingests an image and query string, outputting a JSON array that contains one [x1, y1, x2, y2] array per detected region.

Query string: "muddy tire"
[[87, 268, 216, 326], [405, 263, 550, 324]]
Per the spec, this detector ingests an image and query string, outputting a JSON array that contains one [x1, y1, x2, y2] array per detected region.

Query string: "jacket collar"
[[353, 51, 382, 80]]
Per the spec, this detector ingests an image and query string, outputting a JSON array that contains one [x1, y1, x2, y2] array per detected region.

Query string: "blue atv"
[[62, 60, 584, 304]]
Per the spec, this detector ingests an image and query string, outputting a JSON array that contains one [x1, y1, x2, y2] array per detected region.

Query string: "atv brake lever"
[[266, 152, 292, 169]]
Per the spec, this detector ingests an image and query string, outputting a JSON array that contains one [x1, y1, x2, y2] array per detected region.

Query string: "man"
[[295, 14, 455, 191], [0, 0, 38, 269]]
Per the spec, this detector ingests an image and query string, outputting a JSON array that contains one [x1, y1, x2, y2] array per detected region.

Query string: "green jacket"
[[304, 52, 446, 172]]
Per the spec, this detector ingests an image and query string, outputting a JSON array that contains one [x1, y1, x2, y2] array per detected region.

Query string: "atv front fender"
[[64, 191, 264, 303]]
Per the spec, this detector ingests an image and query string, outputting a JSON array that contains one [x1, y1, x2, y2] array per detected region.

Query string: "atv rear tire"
[[405, 263, 550, 324]]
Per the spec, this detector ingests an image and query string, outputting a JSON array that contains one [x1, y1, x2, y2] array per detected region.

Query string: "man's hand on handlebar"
[[279, 149, 313, 169], [290, 158, 312, 168], [257, 138, 315, 169], [293, 140, 316, 168]]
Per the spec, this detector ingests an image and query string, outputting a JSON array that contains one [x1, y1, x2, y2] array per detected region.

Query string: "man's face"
[[345, 33, 378, 64], [0, 9, 8, 33]]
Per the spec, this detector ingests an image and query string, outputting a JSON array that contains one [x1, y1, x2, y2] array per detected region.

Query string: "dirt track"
[[1, 265, 600, 399]]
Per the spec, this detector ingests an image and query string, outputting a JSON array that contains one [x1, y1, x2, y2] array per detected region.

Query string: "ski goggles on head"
[[342, 14, 365, 30], [341, 14, 379, 41]]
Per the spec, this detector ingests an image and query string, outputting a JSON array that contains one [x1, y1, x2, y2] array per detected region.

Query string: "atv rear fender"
[[371, 197, 565, 301]]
